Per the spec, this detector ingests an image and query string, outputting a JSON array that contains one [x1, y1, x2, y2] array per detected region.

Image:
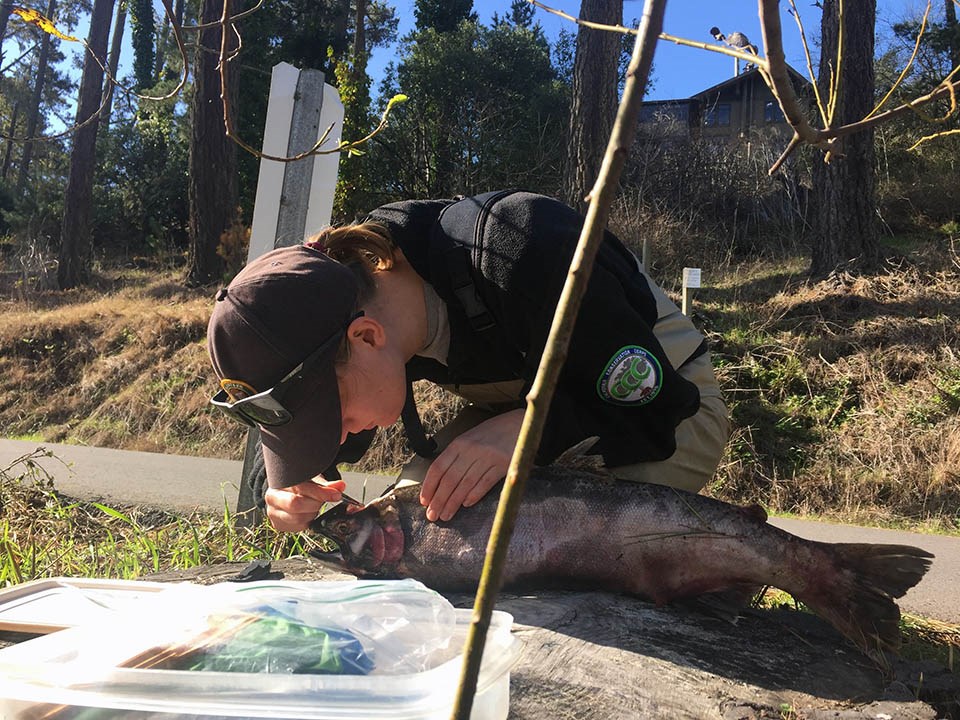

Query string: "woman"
[[207, 191, 729, 532]]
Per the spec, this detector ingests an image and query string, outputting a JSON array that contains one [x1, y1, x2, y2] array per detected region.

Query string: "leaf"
[[12, 6, 79, 41], [380, 94, 409, 124], [386, 94, 409, 112]]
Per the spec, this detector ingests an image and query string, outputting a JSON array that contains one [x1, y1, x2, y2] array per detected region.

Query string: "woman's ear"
[[346, 313, 386, 350]]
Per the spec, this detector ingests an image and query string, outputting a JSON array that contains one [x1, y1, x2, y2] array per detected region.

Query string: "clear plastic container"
[[0, 579, 520, 720]]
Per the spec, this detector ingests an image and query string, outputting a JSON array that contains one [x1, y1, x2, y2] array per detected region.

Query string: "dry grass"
[[0, 257, 245, 458], [702, 241, 960, 531], [1, 233, 958, 532]]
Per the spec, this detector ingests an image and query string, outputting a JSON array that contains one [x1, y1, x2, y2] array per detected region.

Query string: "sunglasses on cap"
[[210, 312, 363, 428]]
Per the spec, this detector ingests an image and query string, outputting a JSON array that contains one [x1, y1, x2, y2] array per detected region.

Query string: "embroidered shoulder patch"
[[597, 346, 663, 405]]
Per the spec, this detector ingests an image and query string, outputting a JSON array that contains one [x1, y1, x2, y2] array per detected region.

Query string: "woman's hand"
[[419, 409, 523, 522], [265, 477, 347, 532]]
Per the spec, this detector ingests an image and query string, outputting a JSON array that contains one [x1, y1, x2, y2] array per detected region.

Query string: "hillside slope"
[[2, 245, 958, 531]]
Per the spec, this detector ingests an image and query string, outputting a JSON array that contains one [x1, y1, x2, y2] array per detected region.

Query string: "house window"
[[765, 101, 785, 123], [640, 104, 690, 124], [703, 103, 731, 127]]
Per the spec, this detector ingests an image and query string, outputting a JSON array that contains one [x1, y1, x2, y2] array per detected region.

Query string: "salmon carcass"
[[311, 465, 932, 654]]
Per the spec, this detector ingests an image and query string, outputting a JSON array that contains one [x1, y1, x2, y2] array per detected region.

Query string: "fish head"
[[310, 497, 405, 576]]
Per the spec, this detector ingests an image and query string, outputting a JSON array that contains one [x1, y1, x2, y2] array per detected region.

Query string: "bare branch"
[[451, 0, 667, 717], [529, 0, 960, 170], [658, 32, 767, 68], [526, 0, 633, 35], [0, 42, 112, 143], [180, 0, 266, 31], [0, 41, 39, 74], [868, 0, 932, 119], [826, 0, 845, 127], [910, 126, 960, 149], [785, 0, 828, 124], [758, 0, 833, 164], [527, 0, 765, 67], [0, 0, 189, 144]]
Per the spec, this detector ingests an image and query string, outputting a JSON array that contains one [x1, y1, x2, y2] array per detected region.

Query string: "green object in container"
[[181, 614, 374, 675]]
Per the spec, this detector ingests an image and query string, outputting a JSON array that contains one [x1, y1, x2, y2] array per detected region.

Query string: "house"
[[639, 64, 813, 142]]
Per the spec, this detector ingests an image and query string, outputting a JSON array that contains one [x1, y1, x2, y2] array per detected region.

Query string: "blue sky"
[[371, 0, 928, 101], [4, 0, 931, 128]]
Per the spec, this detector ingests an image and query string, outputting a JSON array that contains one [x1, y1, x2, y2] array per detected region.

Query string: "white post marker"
[[236, 63, 344, 524], [247, 62, 344, 262], [682, 267, 701, 316]]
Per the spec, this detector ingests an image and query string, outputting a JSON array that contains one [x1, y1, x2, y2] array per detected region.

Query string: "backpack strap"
[[434, 190, 525, 375], [397, 191, 527, 459]]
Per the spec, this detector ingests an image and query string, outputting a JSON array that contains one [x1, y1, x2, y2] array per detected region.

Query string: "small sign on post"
[[681, 267, 701, 316]]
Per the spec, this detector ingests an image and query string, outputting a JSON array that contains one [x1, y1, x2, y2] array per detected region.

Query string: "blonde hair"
[[306, 222, 396, 306], [306, 222, 397, 363]]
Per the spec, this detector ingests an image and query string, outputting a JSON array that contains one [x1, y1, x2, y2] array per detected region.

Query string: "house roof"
[[687, 64, 812, 101]]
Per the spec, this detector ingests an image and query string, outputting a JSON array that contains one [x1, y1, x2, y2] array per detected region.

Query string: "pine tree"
[[414, 0, 475, 33], [58, 0, 115, 289], [810, 0, 880, 278]]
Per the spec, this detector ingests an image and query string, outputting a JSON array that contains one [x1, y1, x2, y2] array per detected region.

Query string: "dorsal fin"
[[553, 437, 611, 477], [739, 503, 768, 524]]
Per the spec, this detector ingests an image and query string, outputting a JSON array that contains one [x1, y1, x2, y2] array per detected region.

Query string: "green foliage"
[[0, 181, 16, 234], [907, 367, 960, 426], [0, 1, 75, 236], [0, 449, 306, 585], [491, 0, 536, 28], [873, 8, 960, 230], [891, 13, 960, 85], [93, 85, 190, 253], [365, 14, 568, 200], [234, 0, 398, 219], [129, 0, 157, 90], [333, 40, 374, 220], [940, 220, 960, 237], [414, 0, 476, 32]]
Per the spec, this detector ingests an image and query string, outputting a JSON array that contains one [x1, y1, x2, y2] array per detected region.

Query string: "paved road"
[[1, 438, 957, 624]]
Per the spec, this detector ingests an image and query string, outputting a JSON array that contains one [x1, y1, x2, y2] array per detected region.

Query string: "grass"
[[3, 447, 957, 673], [755, 588, 959, 672], [1, 230, 959, 671], [2, 243, 958, 533], [0, 449, 325, 586], [698, 244, 960, 532], [1, 235, 958, 529]]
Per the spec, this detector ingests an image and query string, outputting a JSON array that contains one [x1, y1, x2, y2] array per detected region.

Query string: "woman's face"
[[335, 320, 407, 444]]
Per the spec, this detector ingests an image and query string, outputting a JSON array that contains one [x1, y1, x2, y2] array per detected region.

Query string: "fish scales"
[[311, 465, 933, 654]]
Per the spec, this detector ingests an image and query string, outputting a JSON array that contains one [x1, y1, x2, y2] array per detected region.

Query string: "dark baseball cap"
[[207, 244, 360, 489]]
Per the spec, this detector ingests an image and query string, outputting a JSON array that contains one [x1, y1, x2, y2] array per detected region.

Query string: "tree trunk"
[[810, 0, 880, 279], [1, 100, 19, 180], [186, 0, 238, 286], [0, 0, 14, 74], [58, 0, 114, 289], [354, 0, 366, 59], [562, 0, 622, 214], [946, 0, 960, 71], [100, 1, 127, 127], [16, 0, 56, 195]]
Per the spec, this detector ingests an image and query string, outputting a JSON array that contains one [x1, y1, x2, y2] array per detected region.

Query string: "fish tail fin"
[[800, 543, 933, 653]]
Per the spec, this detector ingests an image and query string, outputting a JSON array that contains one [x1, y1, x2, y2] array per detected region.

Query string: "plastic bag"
[[138, 579, 457, 677]]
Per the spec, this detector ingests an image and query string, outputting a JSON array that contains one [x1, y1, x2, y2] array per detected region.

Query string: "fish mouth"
[[345, 516, 405, 571]]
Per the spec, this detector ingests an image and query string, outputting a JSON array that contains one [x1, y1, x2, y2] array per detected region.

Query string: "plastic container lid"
[[0, 579, 521, 720]]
